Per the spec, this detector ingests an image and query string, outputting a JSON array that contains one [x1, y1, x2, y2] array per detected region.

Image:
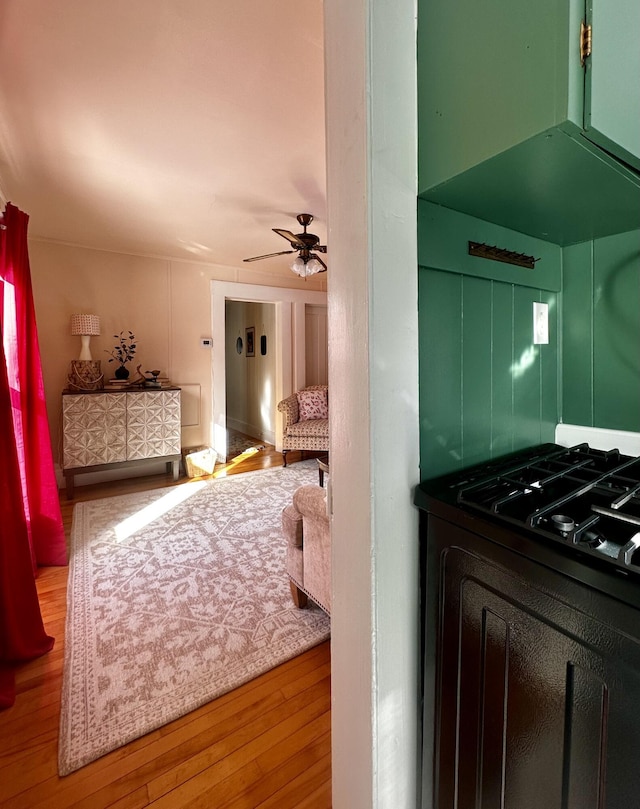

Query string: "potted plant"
[[105, 331, 137, 379]]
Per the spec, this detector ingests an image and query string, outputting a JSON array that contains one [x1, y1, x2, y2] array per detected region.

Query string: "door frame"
[[210, 280, 327, 460]]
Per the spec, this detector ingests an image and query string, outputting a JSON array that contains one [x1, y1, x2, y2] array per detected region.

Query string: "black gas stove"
[[415, 443, 640, 808], [416, 441, 640, 580]]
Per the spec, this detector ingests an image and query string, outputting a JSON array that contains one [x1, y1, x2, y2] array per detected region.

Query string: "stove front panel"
[[427, 515, 640, 809]]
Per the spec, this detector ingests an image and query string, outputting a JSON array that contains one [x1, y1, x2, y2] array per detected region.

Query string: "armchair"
[[282, 485, 331, 615], [277, 384, 328, 466]]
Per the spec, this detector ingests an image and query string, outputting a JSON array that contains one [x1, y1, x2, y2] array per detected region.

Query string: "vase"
[[114, 365, 129, 380]]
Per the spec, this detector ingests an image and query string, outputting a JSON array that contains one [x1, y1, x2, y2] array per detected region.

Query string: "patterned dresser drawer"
[[62, 393, 127, 468], [126, 390, 182, 460]]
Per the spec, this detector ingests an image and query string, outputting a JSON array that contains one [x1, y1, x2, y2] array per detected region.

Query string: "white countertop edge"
[[555, 424, 640, 456]]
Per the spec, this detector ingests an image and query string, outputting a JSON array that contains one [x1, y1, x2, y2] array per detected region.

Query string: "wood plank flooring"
[[0, 436, 331, 808]]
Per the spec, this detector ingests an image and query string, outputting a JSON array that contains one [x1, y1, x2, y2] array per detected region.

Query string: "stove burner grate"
[[456, 443, 640, 576]]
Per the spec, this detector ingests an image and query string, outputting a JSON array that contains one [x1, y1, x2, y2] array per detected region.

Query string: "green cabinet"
[[418, 0, 640, 245], [584, 0, 639, 170]]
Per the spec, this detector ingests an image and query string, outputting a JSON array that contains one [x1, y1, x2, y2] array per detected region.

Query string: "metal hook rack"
[[468, 241, 540, 270]]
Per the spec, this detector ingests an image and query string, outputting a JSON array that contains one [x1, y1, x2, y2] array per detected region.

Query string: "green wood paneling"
[[418, 269, 463, 476], [562, 230, 640, 432], [561, 241, 594, 425], [513, 286, 544, 449], [462, 278, 493, 466], [593, 232, 640, 429], [418, 200, 562, 290], [491, 283, 515, 456], [540, 288, 559, 442], [418, 267, 560, 480], [418, 228, 639, 484]]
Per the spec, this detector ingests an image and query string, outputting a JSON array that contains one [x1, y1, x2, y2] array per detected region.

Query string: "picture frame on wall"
[[245, 326, 255, 357]]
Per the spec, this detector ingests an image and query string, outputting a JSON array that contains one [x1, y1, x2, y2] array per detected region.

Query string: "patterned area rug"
[[226, 431, 267, 460], [59, 461, 329, 776]]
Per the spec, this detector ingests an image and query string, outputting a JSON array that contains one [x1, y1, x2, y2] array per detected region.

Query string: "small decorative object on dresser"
[[67, 360, 104, 392], [105, 330, 137, 380], [144, 369, 162, 388]]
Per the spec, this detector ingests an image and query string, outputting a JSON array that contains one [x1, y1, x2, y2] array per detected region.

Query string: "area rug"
[[59, 460, 329, 776], [226, 430, 267, 459]]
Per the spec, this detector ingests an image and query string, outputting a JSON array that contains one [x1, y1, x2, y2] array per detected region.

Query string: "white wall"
[[325, 0, 420, 807]]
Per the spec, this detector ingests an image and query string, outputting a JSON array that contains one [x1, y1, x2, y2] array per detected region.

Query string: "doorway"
[[225, 299, 277, 456], [210, 280, 327, 462]]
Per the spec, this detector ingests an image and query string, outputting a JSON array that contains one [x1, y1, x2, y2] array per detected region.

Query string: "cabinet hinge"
[[580, 21, 592, 67]]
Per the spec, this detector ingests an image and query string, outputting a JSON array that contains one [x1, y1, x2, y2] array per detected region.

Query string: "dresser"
[[62, 388, 182, 498]]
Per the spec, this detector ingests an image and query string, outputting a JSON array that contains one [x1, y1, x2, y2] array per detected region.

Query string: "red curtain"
[[0, 202, 66, 709]]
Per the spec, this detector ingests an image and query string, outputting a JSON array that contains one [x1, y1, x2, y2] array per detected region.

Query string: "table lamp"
[[70, 314, 100, 361]]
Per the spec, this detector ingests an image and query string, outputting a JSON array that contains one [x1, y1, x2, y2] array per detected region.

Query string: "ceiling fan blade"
[[315, 245, 328, 253], [310, 253, 328, 272], [272, 228, 307, 248], [243, 250, 296, 263]]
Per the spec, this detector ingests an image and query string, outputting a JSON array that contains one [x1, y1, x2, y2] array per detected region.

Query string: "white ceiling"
[[0, 0, 327, 270]]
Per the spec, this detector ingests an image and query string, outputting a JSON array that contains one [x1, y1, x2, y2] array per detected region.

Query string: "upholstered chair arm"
[[277, 393, 300, 429], [282, 503, 303, 549], [293, 485, 331, 613], [293, 485, 328, 522]]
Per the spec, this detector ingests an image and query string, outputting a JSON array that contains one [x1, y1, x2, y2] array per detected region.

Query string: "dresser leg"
[[171, 459, 179, 481], [65, 474, 75, 500]]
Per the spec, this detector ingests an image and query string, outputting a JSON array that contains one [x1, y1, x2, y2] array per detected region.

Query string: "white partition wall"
[[325, 0, 420, 806]]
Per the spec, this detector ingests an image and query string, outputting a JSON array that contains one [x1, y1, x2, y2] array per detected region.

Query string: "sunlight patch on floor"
[[213, 446, 261, 477], [114, 481, 208, 541]]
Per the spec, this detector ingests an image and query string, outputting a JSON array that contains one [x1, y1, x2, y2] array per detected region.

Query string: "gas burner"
[[550, 514, 574, 535]]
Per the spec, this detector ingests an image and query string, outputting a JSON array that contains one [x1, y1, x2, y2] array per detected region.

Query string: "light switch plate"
[[533, 302, 549, 345]]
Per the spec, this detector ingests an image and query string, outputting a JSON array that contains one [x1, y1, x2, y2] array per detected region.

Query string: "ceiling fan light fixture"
[[305, 257, 324, 275], [290, 255, 323, 277]]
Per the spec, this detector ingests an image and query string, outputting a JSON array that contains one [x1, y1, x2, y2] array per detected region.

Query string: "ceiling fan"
[[243, 213, 327, 277]]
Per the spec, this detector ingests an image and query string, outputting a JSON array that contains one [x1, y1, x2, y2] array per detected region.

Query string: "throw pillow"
[[297, 388, 328, 421]]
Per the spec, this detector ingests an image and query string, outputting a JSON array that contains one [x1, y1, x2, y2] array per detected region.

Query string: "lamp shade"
[[70, 314, 100, 336]]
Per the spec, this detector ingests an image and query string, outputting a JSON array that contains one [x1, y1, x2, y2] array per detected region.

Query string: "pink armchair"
[[282, 485, 331, 615]]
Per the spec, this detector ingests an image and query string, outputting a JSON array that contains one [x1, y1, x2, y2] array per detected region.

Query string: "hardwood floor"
[[0, 436, 331, 808]]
